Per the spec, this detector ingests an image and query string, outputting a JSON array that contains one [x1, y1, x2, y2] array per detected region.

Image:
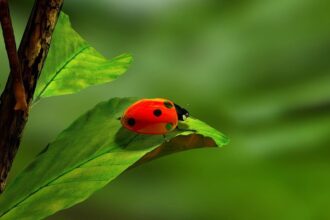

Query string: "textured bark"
[[0, 0, 63, 192]]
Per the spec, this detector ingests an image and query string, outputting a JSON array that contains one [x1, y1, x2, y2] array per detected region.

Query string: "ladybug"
[[120, 98, 189, 135]]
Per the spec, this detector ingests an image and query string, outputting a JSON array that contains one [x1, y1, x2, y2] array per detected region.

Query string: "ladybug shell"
[[121, 98, 178, 135]]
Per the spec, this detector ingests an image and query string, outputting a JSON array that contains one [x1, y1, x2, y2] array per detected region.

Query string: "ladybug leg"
[[163, 134, 170, 142], [117, 117, 121, 120]]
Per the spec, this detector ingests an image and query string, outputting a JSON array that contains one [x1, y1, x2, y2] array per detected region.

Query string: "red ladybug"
[[120, 98, 189, 135]]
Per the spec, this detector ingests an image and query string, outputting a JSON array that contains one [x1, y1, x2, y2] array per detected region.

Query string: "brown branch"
[[0, 0, 64, 193], [0, 0, 27, 112]]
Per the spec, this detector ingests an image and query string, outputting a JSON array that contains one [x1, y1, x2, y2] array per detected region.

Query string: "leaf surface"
[[34, 13, 132, 102], [0, 98, 228, 220]]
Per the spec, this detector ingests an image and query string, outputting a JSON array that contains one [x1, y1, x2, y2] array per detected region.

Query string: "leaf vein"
[[34, 45, 91, 102]]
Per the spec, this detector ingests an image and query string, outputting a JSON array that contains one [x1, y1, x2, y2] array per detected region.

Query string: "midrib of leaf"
[[34, 45, 91, 103], [0, 133, 140, 218]]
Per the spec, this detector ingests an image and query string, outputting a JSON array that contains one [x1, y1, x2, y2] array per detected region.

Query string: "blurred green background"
[[1, 0, 330, 219]]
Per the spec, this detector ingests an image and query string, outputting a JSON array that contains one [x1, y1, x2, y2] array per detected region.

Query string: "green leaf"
[[33, 13, 132, 103], [0, 97, 228, 220]]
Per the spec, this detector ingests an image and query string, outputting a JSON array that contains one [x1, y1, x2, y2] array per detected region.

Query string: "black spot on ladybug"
[[127, 118, 136, 127], [164, 101, 173, 109], [153, 109, 162, 117], [165, 123, 173, 131]]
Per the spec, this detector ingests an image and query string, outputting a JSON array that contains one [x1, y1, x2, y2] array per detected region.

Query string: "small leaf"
[[34, 13, 132, 103], [0, 98, 228, 220]]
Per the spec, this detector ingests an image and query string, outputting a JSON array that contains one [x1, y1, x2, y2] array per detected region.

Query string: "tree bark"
[[0, 0, 27, 112], [0, 0, 64, 192]]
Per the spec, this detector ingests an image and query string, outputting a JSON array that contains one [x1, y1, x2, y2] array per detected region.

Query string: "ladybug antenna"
[[174, 103, 190, 121]]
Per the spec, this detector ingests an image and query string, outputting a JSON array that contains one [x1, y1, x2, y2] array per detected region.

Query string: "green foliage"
[[1, 0, 329, 219], [0, 97, 228, 220], [0, 6, 228, 220], [34, 13, 132, 102]]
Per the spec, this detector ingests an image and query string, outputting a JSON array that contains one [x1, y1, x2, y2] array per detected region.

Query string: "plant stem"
[[0, 0, 64, 193], [0, 0, 27, 112]]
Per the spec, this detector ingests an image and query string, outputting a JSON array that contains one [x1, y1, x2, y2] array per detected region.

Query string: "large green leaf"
[[33, 13, 132, 103], [0, 97, 228, 220]]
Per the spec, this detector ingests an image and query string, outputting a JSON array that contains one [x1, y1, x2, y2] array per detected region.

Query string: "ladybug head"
[[174, 103, 190, 121]]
